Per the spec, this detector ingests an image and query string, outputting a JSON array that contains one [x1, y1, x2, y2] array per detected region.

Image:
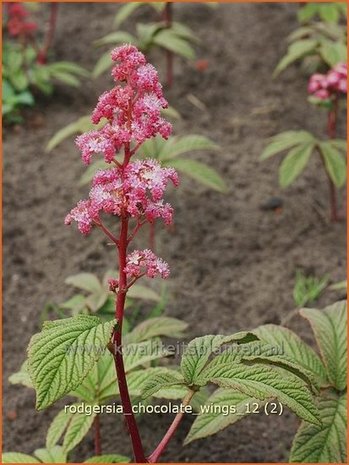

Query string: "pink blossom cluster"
[[124, 249, 170, 279], [308, 63, 347, 100], [76, 45, 172, 165], [7, 2, 37, 37], [65, 159, 179, 234]]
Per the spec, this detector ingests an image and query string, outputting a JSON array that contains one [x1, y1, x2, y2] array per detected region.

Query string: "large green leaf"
[[319, 141, 346, 188], [158, 135, 219, 161], [184, 388, 256, 444], [167, 158, 227, 192], [114, 2, 144, 26], [279, 142, 314, 187], [9, 361, 33, 388], [33, 446, 67, 463], [319, 40, 347, 67], [94, 31, 136, 47], [46, 116, 98, 152], [198, 363, 320, 425], [141, 370, 186, 399], [125, 317, 188, 344], [127, 284, 161, 302], [260, 131, 315, 160], [180, 333, 258, 385], [290, 392, 347, 462], [46, 409, 72, 449], [253, 324, 328, 387], [62, 409, 96, 452], [27, 315, 115, 409], [65, 273, 103, 294], [2, 453, 40, 463], [274, 39, 318, 76], [300, 301, 347, 391], [124, 339, 171, 372], [153, 29, 195, 59]]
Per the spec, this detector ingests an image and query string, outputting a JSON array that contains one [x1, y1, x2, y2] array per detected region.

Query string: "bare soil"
[[3, 2, 346, 463]]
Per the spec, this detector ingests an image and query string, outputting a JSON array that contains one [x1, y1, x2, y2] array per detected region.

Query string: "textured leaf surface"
[[124, 339, 171, 372], [2, 453, 40, 463], [260, 131, 314, 160], [46, 409, 72, 449], [62, 409, 96, 452], [33, 446, 67, 463], [198, 363, 320, 425], [28, 315, 114, 409], [319, 141, 346, 187], [300, 301, 347, 391], [290, 393, 347, 463], [180, 332, 258, 384], [141, 370, 185, 399], [253, 324, 327, 386], [185, 388, 256, 444]]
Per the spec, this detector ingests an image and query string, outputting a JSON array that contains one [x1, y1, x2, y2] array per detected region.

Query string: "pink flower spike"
[[125, 250, 170, 280], [65, 200, 96, 235]]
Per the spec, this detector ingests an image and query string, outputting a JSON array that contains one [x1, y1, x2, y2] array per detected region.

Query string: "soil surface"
[[3, 2, 346, 463]]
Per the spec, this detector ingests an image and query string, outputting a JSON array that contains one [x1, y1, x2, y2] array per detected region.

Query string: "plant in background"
[[2, 2, 88, 123], [274, 2, 347, 76], [293, 270, 329, 307], [4, 45, 328, 463], [261, 62, 347, 221]]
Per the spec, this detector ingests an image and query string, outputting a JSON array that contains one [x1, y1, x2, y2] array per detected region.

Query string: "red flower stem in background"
[[38, 3, 58, 63], [163, 3, 173, 87], [326, 96, 339, 222], [111, 144, 146, 463], [147, 390, 195, 463], [93, 414, 102, 455]]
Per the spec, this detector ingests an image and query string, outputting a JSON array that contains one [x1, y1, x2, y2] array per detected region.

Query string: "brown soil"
[[3, 2, 346, 463]]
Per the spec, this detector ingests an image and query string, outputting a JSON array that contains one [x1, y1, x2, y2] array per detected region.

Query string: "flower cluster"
[[7, 3, 37, 38], [76, 45, 172, 165], [308, 63, 347, 100], [65, 159, 179, 235], [125, 250, 170, 279]]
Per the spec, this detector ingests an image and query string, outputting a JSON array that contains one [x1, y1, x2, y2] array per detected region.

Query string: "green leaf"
[[125, 317, 188, 344], [27, 315, 115, 409], [79, 159, 111, 186], [184, 388, 256, 444], [319, 141, 346, 187], [34, 446, 67, 463], [124, 339, 171, 372], [158, 135, 219, 161], [52, 71, 81, 87], [330, 139, 347, 152], [274, 40, 318, 76], [253, 324, 328, 387], [180, 333, 258, 385], [127, 284, 161, 302], [15, 91, 34, 106], [46, 116, 93, 152], [46, 409, 72, 449], [319, 40, 347, 67], [62, 408, 96, 452], [11, 72, 29, 91], [61, 295, 87, 315], [167, 158, 227, 193], [279, 142, 314, 187], [48, 61, 89, 77], [9, 361, 33, 388], [153, 29, 196, 59], [260, 131, 314, 160], [84, 454, 130, 463], [114, 2, 143, 26], [141, 370, 185, 399], [65, 273, 103, 294], [2, 453, 40, 463], [290, 392, 347, 462], [95, 31, 136, 47], [298, 4, 318, 22], [329, 280, 347, 291], [198, 363, 320, 425], [300, 301, 347, 391], [93, 51, 113, 78], [319, 4, 339, 23]]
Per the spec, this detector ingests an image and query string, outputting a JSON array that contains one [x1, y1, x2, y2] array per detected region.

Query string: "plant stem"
[[111, 143, 146, 463], [93, 414, 102, 455], [325, 96, 339, 222], [163, 3, 173, 87], [147, 390, 195, 463], [38, 3, 58, 64]]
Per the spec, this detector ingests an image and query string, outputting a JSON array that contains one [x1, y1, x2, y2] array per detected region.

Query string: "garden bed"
[[3, 2, 346, 462]]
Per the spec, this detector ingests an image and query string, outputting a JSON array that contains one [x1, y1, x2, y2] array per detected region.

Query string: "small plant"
[[293, 270, 329, 307], [274, 2, 347, 76], [261, 62, 347, 221], [2, 2, 88, 122]]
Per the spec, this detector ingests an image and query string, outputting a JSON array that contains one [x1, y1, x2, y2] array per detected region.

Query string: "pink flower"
[[125, 249, 170, 279], [308, 63, 347, 100], [108, 278, 119, 292], [64, 200, 97, 235], [76, 45, 172, 165]]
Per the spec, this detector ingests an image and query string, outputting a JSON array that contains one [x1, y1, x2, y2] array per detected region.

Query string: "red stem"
[[148, 391, 194, 463], [163, 3, 173, 87], [110, 143, 146, 463], [325, 97, 339, 222], [38, 3, 58, 63], [93, 414, 102, 455]]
